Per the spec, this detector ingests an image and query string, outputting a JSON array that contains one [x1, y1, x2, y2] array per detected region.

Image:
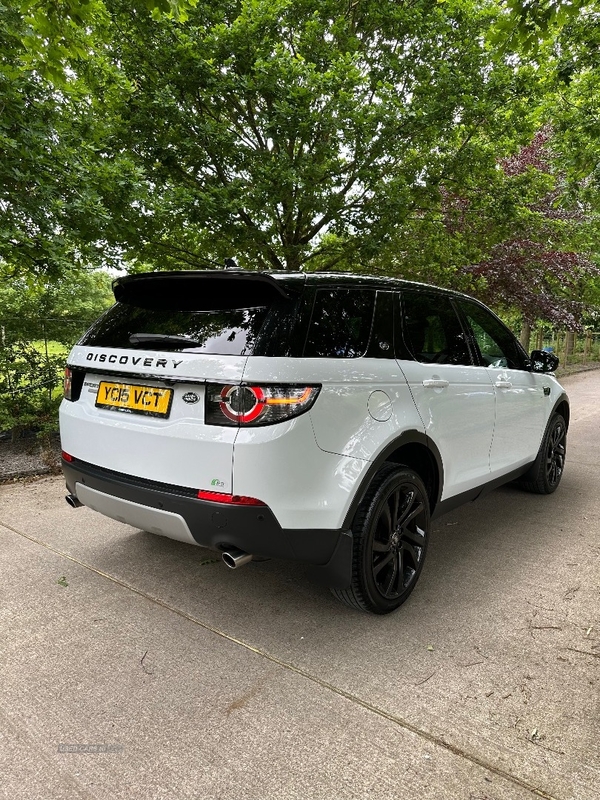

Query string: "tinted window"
[[365, 292, 395, 358], [303, 289, 375, 358], [80, 303, 280, 356], [401, 291, 472, 366], [458, 300, 526, 370]]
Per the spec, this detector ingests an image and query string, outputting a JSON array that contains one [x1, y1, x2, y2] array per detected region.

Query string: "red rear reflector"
[[63, 367, 72, 400], [62, 451, 74, 462], [197, 489, 265, 506]]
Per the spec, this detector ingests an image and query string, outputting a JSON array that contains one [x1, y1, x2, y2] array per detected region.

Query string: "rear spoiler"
[[112, 270, 302, 311]]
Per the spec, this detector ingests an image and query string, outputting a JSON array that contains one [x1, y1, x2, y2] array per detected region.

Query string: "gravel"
[[0, 433, 62, 482]]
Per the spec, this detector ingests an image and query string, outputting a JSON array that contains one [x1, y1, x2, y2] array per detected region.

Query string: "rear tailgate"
[[60, 270, 304, 494], [60, 348, 247, 493]]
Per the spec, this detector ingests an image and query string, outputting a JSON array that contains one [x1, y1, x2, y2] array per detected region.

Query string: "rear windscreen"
[[80, 304, 272, 355], [79, 272, 305, 356]]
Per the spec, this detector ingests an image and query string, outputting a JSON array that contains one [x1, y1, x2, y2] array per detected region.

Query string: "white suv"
[[60, 270, 568, 614]]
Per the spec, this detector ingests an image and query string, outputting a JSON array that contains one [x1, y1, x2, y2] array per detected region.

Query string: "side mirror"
[[529, 349, 559, 373]]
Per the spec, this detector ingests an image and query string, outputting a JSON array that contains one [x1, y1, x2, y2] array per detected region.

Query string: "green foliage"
[[0, 2, 130, 276], [17, 0, 197, 80], [542, 11, 600, 210], [0, 269, 113, 436], [0, 269, 113, 342], [494, 0, 594, 52], [0, 339, 64, 439]]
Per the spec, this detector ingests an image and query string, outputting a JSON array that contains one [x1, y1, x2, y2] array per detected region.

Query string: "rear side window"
[[303, 289, 375, 358]]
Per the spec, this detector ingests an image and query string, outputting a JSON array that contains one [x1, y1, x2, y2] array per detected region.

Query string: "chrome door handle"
[[495, 380, 512, 389], [422, 379, 449, 388]]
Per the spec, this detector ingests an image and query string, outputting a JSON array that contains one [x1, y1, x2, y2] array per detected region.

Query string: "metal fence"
[[536, 330, 600, 367], [0, 319, 92, 438]]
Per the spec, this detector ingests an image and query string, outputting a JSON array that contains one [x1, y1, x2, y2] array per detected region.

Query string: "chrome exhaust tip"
[[222, 548, 253, 569], [65, 494, 83, 509]]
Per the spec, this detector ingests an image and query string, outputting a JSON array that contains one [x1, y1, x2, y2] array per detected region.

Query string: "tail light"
[[63, 367, 73, 400], [62, 365, 84, 402], [205, 383, 320, 427]]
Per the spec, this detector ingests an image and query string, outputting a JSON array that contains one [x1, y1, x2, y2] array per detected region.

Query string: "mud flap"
[[305, 530, 353, 589]]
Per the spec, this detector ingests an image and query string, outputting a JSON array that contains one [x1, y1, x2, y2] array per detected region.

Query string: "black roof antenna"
[[224, 258, 239, 270]]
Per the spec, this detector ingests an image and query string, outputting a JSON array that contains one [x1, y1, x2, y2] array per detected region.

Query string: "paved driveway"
[[1, 371, 599, 800]]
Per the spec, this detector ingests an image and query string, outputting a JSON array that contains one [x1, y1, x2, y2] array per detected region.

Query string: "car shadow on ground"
[[76, 473, 574, 640]]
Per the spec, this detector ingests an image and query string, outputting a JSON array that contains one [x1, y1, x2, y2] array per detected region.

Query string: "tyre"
[[331, 465, 430, 614], [519, 413, 567, 495]]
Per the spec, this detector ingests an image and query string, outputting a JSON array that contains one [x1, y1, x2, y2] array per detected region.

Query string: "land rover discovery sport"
[[60, 270, 568, 614]]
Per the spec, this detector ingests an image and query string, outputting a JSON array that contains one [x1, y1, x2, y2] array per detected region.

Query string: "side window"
[[303, 289, 375, 358], [401, 291, 472, 366], [458, 300, 527, 370]]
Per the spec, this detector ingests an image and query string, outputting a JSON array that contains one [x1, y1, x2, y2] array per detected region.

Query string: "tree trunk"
[[565, 330, 576, 358], [519, 321, 531, 353], [535, 329, 543, 350]]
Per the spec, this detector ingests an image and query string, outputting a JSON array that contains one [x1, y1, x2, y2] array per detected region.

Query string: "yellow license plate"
[[96, 381, 173, 418]]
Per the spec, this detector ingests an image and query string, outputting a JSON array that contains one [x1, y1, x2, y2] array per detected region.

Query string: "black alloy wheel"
[[519, 413, 567, 495], [545, 416, 566, 489], [332, 465, 430, 614]]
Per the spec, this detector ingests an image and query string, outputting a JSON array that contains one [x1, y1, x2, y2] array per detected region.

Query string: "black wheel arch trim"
[[518, 394, 570, 486], [550, 392, 570, 427], [342, 430, 444, 529]]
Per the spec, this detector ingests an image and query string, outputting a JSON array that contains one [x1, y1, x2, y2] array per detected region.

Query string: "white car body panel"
[[486, 366, 548, 476], [60, 348, 250, 493], [398, 360, 496, 499], [244, 357, 424, 460], [232, 413, 368, 530]]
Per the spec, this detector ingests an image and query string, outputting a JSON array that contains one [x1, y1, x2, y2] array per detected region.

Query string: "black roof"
[[113, 269, 473, 304]]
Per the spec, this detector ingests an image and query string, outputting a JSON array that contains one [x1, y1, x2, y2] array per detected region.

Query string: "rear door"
[[397, 290, 496, 500]]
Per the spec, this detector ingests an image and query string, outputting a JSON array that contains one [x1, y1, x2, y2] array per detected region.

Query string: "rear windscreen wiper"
[[128, 333, 202, 348]]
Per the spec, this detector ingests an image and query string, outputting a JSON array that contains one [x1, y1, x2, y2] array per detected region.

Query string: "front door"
[[457, 299, 546, 477]]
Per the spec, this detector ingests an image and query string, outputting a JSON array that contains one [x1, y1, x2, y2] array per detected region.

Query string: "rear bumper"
[[62, 457, 352, 588]]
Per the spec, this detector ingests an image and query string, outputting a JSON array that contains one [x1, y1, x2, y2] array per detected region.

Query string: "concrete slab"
[[2, 528, 544, 800], [1, 370, 599, 799]]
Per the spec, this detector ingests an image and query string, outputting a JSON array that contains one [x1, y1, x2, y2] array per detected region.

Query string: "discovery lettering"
[[86, 353, 183, 369]]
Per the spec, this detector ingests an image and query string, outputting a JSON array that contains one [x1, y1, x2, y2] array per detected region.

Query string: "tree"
[[495, 0, 596, 52], [542, 9, 600, 208], [16, 0, 196, 80], [461, 131, 600, 332], [0, 1, 133, 278], [0, 269, 113, 343], [72, 0, 541, 272], [368, 126, 600, 338]]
